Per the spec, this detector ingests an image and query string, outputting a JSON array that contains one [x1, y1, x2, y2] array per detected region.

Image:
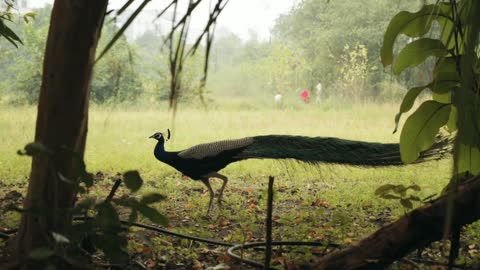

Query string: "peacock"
[[149, 130, 448, 215]]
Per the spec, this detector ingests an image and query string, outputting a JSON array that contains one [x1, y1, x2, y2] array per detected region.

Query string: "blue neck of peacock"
[[154, 138, 168, 161]]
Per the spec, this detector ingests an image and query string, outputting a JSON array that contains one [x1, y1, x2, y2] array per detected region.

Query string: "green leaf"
[[393, 38, 447, 75], [446, 105, 457, 132], [400, 199, 413, 209], [140, 193, 166, 204], [128, 209, 138, 223], [69, 152, 93, 187], [400, 101, 451, 163], [432, 91, 451, 104], [137, 205, 168, 226], [123, 171, 143, 192], [433, 57, 460, 81], [22, 12, 36, 24], [429, 80, 459, 94], [24, 12, 36, 19], [29, 247, 55, 260], [76, 197, 96, 210], [81, 173, 94, 187], [437, 16, 462, 52], [455, 142, 480, 176], [394, 85, 427, 133], [17, 143, 51, 156], [96, 203, 121, 228], [393, 79, 457, 133], [114, 197, 139, 208], [0, 19, 23, 47], [51, 232, 70, 244], [381, 4, 450, 67], [57, 172, 75, 184], [93, 232, 128, 263]]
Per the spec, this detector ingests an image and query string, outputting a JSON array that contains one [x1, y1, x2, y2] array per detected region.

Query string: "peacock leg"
[[200, 178, 214, 215], [216, 174, 228, 206], [203, 172, 229, 206]]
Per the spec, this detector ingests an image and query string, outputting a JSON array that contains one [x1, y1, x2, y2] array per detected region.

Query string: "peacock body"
[[150, 132, 447, 214]]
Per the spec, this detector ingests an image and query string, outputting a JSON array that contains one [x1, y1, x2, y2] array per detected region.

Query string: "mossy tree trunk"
[[15, 0, 107, 267]]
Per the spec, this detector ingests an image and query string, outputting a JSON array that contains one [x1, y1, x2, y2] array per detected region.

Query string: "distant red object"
[[300, 90, 310, 103]]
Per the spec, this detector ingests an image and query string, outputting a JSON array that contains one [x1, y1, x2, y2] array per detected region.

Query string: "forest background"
[[0, 0, 428, 108]]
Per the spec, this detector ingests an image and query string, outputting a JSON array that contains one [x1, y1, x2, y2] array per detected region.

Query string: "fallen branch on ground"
[[311, 175, 480, 270]]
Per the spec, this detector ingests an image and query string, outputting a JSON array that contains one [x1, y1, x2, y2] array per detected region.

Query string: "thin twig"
[[264, 176, 274, 270], [104, 179, 122, 203]]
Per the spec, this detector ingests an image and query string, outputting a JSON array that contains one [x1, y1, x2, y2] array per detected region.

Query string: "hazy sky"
[[31, 0, 298, 40], [213, 0, 298, 40]]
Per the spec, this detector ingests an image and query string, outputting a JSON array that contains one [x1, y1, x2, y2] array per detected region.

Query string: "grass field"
[[0, 101, 451, 193], [0, 101, 449, 201], [0, 101, 463, 268]]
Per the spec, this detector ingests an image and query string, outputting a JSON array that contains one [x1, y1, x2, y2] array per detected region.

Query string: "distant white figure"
[[274, 93, 283, 107], [315, 80, 322, 104]]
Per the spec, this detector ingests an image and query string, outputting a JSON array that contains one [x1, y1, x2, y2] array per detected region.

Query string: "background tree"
[[0, 4, 45, 104], [272, 0, 424, 100], [92, 22, 142, 104], [0, 6, 143, 106]]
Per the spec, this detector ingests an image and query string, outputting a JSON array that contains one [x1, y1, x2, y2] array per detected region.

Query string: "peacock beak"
[[149, 134, 156, 139]]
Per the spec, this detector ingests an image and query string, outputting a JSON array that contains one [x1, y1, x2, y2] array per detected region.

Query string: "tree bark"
[[14, 0, 107, 266], [312, 175, 480, 270]]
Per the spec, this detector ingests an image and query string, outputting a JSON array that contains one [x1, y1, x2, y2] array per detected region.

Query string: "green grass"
[[0, 101, 451, 193], [0, 101, 458, 268]]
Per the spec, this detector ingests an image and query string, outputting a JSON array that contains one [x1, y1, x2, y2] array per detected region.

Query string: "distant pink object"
[[300, 90, 310, 103]]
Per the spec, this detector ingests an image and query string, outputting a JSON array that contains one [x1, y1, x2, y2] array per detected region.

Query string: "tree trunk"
[[14, 0, 107, 266], [312, 175, 480, 270]]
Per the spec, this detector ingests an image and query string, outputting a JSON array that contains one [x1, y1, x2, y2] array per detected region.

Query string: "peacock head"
[[149, 129, 171, 142]]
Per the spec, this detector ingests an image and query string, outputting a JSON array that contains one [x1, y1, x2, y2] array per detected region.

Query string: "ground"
[[0, 101, 479, 269]]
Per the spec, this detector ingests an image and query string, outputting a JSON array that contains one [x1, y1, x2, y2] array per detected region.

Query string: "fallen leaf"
[[271, 256, 287, 265], [218, 218, 231, 227], [146, 258, 156, 268], [311, 198, 330, 208], [142, 245, 152, 254], [247, 197, 257, 204], [217, 253, 232, 263], [192, 259, 203, 270], [344, 238, 353, 244], [287, 262, 299, 270]]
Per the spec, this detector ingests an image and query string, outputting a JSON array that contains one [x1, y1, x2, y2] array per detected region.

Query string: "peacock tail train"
[[177, 135, 449, 166], [238, 135, 449, 166]]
